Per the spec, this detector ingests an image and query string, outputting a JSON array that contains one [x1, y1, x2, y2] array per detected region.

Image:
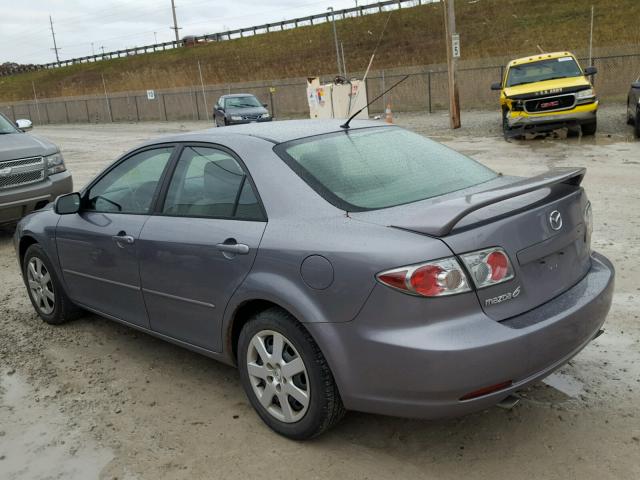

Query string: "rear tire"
[[22, 244, 82, 325], [581, 119, 597, 136], [635, 110, 640, 139], [627, 100, 635, 125], [237, 307, 345, 440]]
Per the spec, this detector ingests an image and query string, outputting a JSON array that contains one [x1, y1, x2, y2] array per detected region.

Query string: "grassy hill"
[[1, 0, 639, 102]]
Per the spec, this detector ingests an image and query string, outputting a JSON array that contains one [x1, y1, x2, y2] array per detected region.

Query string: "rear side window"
[[162, 146, 263, 220], [275, 127, 496, 211]]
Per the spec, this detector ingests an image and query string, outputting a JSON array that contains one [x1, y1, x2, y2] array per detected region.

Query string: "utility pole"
[[170, 0, 181, 43], [442, 0, 460, 129], [49, 15, 61, 64], [327, 7, 342, 77], [154, 31, 158, 44], [588, 5, 594, 65], [100, 46, 105, 57], [91, 42, 95, 56]]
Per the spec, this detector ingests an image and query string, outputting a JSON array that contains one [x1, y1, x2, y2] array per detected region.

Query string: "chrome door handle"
[[215, 242, 249, 255], [112, 234, 135, 246]]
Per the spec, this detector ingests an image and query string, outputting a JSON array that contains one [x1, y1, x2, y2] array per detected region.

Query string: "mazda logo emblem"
[[549, 210, 563, 231]]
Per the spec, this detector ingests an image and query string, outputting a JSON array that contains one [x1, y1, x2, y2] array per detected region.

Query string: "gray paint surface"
[[14, 120, 614, 419]]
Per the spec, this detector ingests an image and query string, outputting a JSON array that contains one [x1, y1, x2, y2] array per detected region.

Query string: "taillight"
[[460, 247, 514, 288], [377, 257, 471, 297]]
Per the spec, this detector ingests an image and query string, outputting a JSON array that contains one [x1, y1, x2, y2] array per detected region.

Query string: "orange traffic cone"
[[385, 103, 393, 123]]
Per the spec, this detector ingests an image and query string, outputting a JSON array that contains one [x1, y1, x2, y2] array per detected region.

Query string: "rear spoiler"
[[392, 167, 585, 237]]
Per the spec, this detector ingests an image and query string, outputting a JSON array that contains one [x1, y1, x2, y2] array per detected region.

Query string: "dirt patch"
[[1, 107, 639, 479]]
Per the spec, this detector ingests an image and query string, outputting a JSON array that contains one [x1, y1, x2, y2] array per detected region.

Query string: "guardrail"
[[1, 0, 432, 77]]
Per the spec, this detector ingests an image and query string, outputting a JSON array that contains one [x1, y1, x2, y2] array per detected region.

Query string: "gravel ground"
[[1, 105, 639, 479]]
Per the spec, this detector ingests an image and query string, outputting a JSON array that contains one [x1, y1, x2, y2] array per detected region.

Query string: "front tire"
[[635, 109, 640, 138], [581, 119, 597, 136], [237, 308, 345, 440], [23, 244, 82, 325]]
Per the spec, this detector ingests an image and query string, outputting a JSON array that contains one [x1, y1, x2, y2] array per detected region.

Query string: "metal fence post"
[[428, 70, 432, 113]]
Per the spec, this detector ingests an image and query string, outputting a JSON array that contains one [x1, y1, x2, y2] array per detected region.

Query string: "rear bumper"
[[0, 171, 72, 224], [507, 101, 597, 129], [307, 251, 614, 419]]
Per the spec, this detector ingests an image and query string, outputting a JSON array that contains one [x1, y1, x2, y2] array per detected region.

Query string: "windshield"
[[0, 113, 19, 134], [506, 57, 583, 87], [275, 127, 497, 211], [224, 96, 262, 109]]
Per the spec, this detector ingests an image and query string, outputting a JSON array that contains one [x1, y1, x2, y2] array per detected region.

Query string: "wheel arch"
[[226, 298, 309, 365], [19, 235, 39, 267]]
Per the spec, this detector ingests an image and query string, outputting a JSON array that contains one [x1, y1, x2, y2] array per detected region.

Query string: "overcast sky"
[[0, 0, 363, 64]]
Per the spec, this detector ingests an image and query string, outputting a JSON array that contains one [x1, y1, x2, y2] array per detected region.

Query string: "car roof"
[[508, 51, 577, 67], [152, 119, 392, 145], [221, 93, 259, 98]]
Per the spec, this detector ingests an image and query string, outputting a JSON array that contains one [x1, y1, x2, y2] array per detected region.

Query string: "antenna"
[[340, 75, 409, 129]]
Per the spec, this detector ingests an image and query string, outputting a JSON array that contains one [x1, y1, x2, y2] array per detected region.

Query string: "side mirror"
[[584, 66, 597, 76], [16, 119, 33, 131], [490, 82, 502, 91], [262, 103, 268, 108], [631, 81, 640, 89], [55, 192, 81, 215]]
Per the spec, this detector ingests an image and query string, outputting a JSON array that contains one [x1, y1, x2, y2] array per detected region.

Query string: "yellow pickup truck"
[[491, 52, 598, 136]]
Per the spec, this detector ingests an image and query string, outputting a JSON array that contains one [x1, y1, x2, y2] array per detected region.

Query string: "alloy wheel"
[[246, 330, 310, 423], [27, 257, 55, 315]]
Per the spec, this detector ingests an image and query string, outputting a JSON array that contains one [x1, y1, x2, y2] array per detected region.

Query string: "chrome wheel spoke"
[[28, 262, 38, 281], [43, 287, 55, 302], [247, 362, 268, 380], [252, 336, 270, 363], [282, 356, 304, 378], [258, 383, 276, 409], [271, 333, 284, 364], [285, 382, 309, 407], [278, 392, 294, 422], [28, 280, 40, 290], [41, 272, 51, 285]]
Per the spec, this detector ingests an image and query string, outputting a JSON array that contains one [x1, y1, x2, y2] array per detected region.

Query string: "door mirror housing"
[[262, 103, 268, 108], [584, 66, 597, 76], [55, 192, 81, 215], [490, 82, 502, 91], [16, 119, 33, 131], [631, 81, 640, 89]]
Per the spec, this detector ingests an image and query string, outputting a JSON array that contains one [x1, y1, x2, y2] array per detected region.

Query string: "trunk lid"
[[352, 168, 591, 321]]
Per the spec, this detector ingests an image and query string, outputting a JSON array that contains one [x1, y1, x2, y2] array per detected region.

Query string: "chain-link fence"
[[1, 53, 638, 125]]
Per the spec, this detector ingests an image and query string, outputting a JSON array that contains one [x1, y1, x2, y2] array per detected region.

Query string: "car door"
[[56, 146, 175, 328], [138, 144, 267, 351]]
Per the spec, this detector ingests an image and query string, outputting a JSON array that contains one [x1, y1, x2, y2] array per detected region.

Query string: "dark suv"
[[213, 94, 272, 127], [0, 113, 72, 225]]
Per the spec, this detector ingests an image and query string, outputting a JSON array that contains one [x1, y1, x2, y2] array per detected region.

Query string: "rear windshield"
[[275, 127, 497, 211]]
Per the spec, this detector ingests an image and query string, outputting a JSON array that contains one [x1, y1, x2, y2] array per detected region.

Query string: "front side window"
[[506, 57, 583, 87], [163, 146, 263, 220], [275, 127, 497, 211], [224, 96, 262, 109], [86, 147, 173, 214]]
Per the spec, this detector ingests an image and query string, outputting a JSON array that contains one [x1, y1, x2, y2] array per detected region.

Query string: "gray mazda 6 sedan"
[[14, 120, 614, 439]]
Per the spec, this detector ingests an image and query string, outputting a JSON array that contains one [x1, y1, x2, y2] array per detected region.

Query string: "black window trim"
[[153, 141, 268, 222], [79, 143, 180, 216]]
